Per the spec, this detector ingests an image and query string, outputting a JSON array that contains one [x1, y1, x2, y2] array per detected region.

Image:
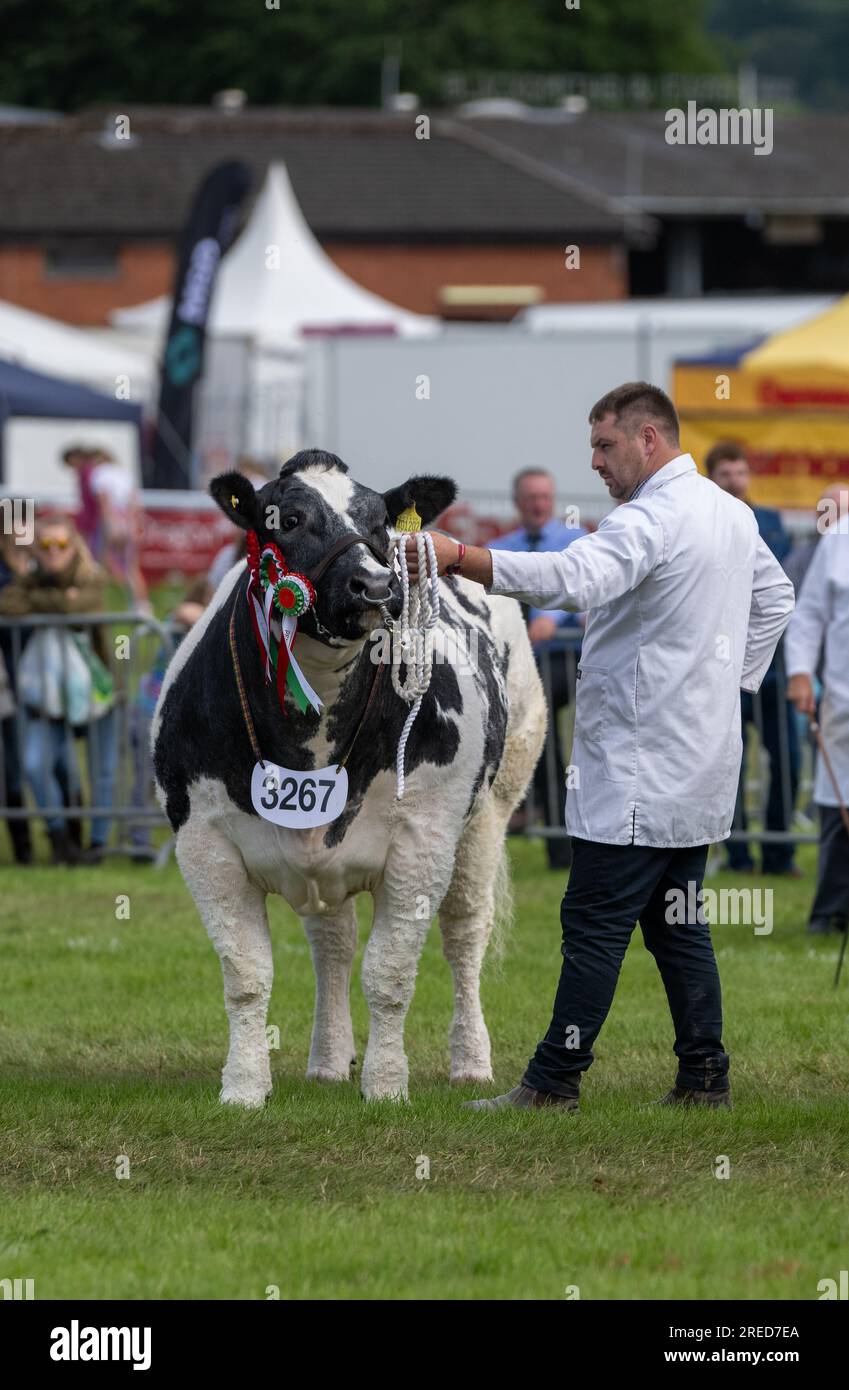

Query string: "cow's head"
[[210, 449, 456, 643]]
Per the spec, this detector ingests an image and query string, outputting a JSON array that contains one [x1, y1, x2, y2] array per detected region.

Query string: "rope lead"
[[392, 531, 440, 799]]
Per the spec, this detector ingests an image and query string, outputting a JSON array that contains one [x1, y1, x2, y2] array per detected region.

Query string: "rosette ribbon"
[[246, 532, 323, 715]]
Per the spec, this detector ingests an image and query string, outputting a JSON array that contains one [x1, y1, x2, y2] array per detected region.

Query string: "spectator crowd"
[[0, 441, 846, 944]]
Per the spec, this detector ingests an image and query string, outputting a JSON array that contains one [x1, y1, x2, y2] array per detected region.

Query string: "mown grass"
[[0, 838, 846, 1299]]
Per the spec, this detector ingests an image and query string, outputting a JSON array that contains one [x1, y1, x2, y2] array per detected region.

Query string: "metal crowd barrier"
[[526, 633, 817, 855], [523, 630, 582, 845], [0, 612, 176, 863], [0, 611, 815, 866]]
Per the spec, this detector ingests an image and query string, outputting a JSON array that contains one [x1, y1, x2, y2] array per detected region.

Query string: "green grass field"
[[0, 837, 846, 1301]]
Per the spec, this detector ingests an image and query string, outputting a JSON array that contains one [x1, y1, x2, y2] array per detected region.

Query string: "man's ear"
[[209, 471, 261, 532], [383, 474, 457, 529]]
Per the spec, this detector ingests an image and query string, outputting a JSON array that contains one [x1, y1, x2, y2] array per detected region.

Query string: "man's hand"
[[527, 614, 558, 645], [787, 672, 816, 716], [402, 528, 461, 578], [400, 533, 494, 589]]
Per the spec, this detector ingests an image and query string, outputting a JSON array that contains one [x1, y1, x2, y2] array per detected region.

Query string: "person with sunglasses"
[[0, 517, 115, 864]]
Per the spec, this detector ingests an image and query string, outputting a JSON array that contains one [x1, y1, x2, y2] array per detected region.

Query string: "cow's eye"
[[281, 514, 300, 531]]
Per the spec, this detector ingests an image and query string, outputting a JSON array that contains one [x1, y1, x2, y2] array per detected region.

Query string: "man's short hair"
[[704, 440, 748, 477], [588, 382, 680, 444], [512, 467, 554, 497]]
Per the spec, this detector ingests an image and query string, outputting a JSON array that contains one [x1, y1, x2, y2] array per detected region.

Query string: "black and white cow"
[[153, 450, 546, 1105]]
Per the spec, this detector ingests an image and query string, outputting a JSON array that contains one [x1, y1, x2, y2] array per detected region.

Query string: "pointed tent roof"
[[113, 162, 436, 345], [743, 293, 849, 375]]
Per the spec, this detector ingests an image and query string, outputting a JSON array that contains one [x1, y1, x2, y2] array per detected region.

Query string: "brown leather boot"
[[659, 1085, 731, 1109], [463, 1083, 579, 1112]]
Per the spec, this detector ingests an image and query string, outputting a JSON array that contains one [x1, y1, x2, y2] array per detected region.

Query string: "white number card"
[[251, 761, 349, 828]]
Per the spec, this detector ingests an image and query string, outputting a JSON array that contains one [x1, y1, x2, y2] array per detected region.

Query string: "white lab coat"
[[489, 454, 795, 847], [784, 515, 849, 806]]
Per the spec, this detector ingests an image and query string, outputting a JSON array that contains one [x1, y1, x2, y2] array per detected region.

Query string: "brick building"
[[0, 107, 632, 327], [1, 105, 848, 330]]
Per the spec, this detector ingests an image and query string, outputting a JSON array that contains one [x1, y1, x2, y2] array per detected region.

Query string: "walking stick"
[[808, 717, 849, 986]]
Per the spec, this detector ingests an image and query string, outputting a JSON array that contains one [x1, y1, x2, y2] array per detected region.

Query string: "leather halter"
[[308, 533, 391, 586]]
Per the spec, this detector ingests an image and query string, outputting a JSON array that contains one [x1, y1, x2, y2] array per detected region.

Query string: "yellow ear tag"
[[395, 503, 421, 532], [230, 494, 240, 510]]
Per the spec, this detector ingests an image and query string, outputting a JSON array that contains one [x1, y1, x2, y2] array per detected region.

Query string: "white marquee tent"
[[0, 298, 157, 397], [113, 162, 436, 346], [112, 162, 436, 464]]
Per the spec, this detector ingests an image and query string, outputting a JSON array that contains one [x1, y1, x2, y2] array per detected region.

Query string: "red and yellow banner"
[[674, 363, 849, 509], [673, 295, 849, 509]]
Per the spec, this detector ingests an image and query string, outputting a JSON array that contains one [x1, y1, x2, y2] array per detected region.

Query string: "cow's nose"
[[349, 570, 391, 604]]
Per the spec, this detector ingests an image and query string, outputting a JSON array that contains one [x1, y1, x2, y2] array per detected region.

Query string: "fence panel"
[[0, 611, 176, 863]]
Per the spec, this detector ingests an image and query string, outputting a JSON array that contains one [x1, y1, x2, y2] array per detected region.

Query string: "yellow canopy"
[[673, 294, 849, 508], [744, 294, 849, 375]]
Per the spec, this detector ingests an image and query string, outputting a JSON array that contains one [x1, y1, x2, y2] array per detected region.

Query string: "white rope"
[[392, 531, 440, 799]]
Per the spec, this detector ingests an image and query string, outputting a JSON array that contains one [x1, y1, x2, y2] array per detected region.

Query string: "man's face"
[[514, 473, 555, 532], [710, 457, 750, 500], [590, 412, 647, 501]]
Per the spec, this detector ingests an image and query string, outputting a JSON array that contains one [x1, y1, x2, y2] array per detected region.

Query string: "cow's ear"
[[209, 471, 261, 532], [383, 474, 457, 529]]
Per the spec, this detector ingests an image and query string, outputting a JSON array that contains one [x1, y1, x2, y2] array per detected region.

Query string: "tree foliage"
[[0, 0, 723, 112], [708, 0, 849, 110]]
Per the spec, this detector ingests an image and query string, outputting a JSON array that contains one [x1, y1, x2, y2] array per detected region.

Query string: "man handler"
[[785, 510, 849, 936], [404, 383, 795, 1112]]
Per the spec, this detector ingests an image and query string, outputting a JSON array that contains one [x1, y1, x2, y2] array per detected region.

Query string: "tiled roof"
[[0, 107, 628, 239]]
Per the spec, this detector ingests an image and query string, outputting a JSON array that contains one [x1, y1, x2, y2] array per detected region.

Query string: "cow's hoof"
[[220, 1086, 269, 1109], [450, 1070, 494, 1085], [360, 1084, 409, 1102], [306, 1065, 353, 1083]]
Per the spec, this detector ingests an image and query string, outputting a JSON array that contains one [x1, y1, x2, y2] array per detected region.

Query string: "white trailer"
[[304, 296, 833, 527]]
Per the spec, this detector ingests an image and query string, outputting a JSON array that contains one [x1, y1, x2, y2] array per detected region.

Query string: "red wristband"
[[445, 542, 466, 575]]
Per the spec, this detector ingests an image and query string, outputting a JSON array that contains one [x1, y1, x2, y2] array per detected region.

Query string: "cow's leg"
[[175, 818, 273, 1108], [302, 901, 358, 1082], [360, 828, 457, 1101], [439, 798, 504, 1083], [439, 642, 547, 1083]]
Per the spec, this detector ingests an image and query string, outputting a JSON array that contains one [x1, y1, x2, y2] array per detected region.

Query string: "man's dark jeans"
[[523, 837, 730, 1096], [810, 804, 849, 931]]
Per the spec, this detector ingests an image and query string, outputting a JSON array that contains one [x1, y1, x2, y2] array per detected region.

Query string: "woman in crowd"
[[0, 515, 116, 864], [88, 449, 149, 611]]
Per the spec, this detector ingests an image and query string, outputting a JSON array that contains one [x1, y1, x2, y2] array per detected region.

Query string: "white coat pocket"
[[575, 665, 608, 744]]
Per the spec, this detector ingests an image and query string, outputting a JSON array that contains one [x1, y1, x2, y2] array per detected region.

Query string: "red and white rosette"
[[246, 532, 323, 715]]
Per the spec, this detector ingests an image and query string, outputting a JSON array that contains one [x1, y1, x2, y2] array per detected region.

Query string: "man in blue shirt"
[[488, 467, 586, 870], [705, 442, 800, 876]]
